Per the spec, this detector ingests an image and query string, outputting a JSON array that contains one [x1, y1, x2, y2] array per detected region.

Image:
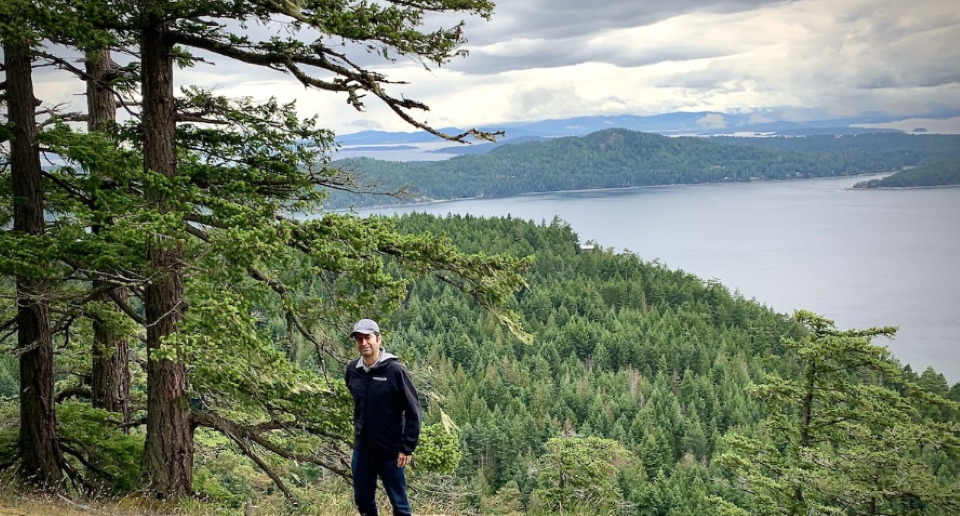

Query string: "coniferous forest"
[[2, 0, 960, 515], [853, 159, 960, 188]]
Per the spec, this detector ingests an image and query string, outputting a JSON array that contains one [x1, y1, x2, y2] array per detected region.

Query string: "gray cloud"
[[467, 0, 796, 42], [449, 41, 737, 75], [433, 0, 791, 75], [24, 0, 960, 134], [657, 0, 960, 115]]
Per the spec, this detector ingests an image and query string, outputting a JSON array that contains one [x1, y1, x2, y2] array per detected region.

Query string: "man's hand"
[[397, 453, 412, 468]]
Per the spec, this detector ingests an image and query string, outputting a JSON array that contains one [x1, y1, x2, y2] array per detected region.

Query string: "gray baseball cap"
[[350, 319, 380, 336]]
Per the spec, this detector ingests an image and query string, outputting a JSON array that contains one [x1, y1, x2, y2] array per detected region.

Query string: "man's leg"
[[351, 448, 379, 516], [376, 457, 412, 516]]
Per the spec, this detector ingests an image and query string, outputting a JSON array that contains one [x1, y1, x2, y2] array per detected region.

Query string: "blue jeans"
[[351, 447, 412, 516]]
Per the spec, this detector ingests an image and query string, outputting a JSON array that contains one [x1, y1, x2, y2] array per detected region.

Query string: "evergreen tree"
[[1, 0, 63, 486], [3, 0, 526, 499], [530, 436, 629, 514], [716, 310, 960, 516]]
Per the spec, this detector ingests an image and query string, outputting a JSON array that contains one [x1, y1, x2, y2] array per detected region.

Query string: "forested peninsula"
[[326, 130, 960, 209], [852, 159, 960, 188]]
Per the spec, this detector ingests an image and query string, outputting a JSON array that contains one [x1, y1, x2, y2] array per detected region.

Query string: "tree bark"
[[4, 38, 63, 487], [138, 5, 194, 497], [91, 288, 132, 422], [85, 49, 132, 426]]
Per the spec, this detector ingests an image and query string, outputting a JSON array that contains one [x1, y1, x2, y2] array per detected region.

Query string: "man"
[[345, 318, 422, 516]]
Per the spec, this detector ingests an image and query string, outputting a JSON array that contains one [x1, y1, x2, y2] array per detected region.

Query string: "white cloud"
[[25, 0, 960, 135], [697, 114, 727, 129]]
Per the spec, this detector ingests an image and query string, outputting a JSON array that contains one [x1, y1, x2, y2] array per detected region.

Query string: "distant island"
[[852, 159, 960, 189], [431, 135, 548, 155], [324, 130, 960, 209], [333, 109, 950, 145], [338, 145, 420, 151]]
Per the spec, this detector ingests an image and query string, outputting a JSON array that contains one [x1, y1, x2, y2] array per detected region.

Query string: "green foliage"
[[710, 133, 960, 165], [192, 431, 254, 508], [376, 215, 960, 514], [716, 310, 960, 516], [529, 436, 629, 515], [487, 480, 524, 516], [4, 0, 516, 497], [7, 65, 528, 497], [6, 35, 960, 507], [0, 401, 143, 492], [853, 159, 960, 188], [0, 355, 18, 398], [56, 403, 143, 492], [412, 423, 462, 475]]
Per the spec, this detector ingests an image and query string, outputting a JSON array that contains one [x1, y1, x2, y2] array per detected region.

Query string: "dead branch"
[[174, 114, 230, 124], [0, 450, 19, 473], [0, 326, 15, 346], [11, 339, 42, 357], [226, 429, 299, 507], [193, 411, 351, 479], [56, 493, 120, 516], [36, 52, 91, 81], [56, 386, 93, 403], [59, 257, 147, 326], [34, 51, 140, 119], [104, 287, 145, 326], [60, 439, 117, 483], [170, 30, 502, 144], [0, 316, 16, 336], [60, 458, 100, 494], [119, 414, 148, 430]]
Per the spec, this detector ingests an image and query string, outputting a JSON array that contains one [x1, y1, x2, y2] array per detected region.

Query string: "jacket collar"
[[355, 350, 397, 372]]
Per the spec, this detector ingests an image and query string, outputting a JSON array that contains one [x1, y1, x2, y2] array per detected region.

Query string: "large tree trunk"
[[4, 39, 63, 487], [86, 49, 132, 426], [138, 6, 194, 497], [91, 285, 132, 422]]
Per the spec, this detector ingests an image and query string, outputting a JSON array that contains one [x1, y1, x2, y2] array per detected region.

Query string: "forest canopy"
[[853, 159, 960, 188]]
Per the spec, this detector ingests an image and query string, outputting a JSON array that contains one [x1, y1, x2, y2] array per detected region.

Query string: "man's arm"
[[397, 365, 422, 458]]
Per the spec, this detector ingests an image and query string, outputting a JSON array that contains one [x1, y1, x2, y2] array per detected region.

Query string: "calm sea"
[[368, 175, 960, 383]]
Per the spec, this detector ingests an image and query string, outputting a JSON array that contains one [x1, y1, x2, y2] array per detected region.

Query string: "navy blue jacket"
[[345, 352, 421, 458]]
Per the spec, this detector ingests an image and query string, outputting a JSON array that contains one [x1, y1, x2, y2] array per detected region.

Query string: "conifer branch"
[[193, 411, 352, 479], [168, 30, 501, 143]]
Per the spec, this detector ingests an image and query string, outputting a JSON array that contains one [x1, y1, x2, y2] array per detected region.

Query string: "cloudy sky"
[[33, 0, 960, 135]]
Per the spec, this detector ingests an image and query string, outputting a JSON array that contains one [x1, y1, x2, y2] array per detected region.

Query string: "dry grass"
[[0, 484, 463, 516], [0, 493, 209, 516], [0, 493, 456, 516]]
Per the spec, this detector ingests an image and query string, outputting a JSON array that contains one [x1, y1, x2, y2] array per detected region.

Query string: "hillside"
[[2, 214, 958, 514], [852, 159, 960, 188], [323, 129, 960, 209], [383, 214, 960, 514], [709, 133, 960, 164]]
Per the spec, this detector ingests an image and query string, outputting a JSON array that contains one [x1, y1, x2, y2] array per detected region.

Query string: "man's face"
[[354, 332, 381, 360]]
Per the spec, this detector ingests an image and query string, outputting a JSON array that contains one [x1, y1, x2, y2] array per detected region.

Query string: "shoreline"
[[848, 184, 960, 191], [356, 171, 897, 212]]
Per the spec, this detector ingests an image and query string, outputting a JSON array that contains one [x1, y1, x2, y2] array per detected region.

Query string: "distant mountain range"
[[335, 109, 960, 152]]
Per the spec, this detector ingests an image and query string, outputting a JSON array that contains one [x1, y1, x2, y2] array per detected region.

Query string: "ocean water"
[[369, 175, 960, 383]]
